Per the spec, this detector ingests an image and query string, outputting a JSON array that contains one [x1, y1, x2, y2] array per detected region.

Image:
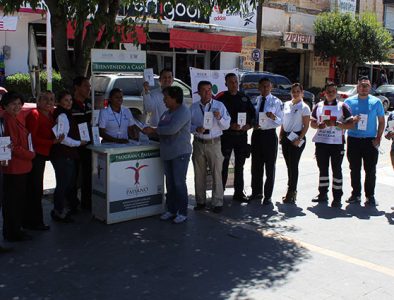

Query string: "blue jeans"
[[52, 157, 76, 214], [163, 153, 191, 216]]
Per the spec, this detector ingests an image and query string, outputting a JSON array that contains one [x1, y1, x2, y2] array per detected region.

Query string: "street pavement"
[[1, 119, 394, 300]]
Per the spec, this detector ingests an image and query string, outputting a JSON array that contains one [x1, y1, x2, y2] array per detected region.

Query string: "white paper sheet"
[[203, 112, 213, 129], [258, 112, 268, 127], [287, 132, 299, 142], [0, 136, 11, 161], [92, 126, 100, 145], [388, 120, 394, 132], [358, 114, 368, 131], [28, 133, 34, 152], [78, 122, 90, 142], [92, 110, 100, 126], [144, 68, 155, 86], [237, 113, 247, 127]]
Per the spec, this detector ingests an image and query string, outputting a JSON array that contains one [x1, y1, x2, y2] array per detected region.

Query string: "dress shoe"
[[346, 195, 361, 204], [312, 194, 328, 203], [262, 198, 272, 205], [24, 223, 50, 231], [331, 200, 342, 208], [248, 193, 263, 201], [51, 210, 74, 223], [212, 206, 223, 213], [233, 193, 249, 202], [365, 197, 377, 207], [5, 231, 32, 242], [282, 191, 296, 204], [0, 245, 14, 253], [193, 203, 206, 211]]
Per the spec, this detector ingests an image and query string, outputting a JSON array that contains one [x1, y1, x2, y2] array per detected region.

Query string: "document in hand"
[[237, 112, 247, 127], [204, 112, 214, 129], [92, 126, 100, 145], [287, 131, 304, 147], [258, 112, 268, 127], [144, 68, 155, 86], [388, 120, 394, 132], [0, 136, 11, 161], [78, 122, 90, 142]]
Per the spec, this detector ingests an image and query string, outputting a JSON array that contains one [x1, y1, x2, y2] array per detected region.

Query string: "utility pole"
[[254, 0, 263, 71]]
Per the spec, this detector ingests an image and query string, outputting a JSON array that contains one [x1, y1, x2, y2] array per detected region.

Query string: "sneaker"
[[346, 195, 361, 204], [160, 211, 176, 221], [365, 197, 377, 207], [173, 214, 187, 224], [312, 194, 328, 203], [50, 210, 74, 223]]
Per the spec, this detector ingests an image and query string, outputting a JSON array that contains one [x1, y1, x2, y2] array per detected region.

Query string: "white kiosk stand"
[[89, 49, 165, 224], [89, 143, 164, 224]]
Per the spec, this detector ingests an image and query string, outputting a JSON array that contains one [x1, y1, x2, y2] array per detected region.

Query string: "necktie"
[[259, 96, 266, 112]]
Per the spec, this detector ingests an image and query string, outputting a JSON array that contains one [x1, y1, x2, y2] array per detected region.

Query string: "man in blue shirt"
[[344, 76, 385, 206]]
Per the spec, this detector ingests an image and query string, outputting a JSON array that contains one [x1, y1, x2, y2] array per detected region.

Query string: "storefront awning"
[[170, 29, 242, 53], [67, 21, 146, 44]]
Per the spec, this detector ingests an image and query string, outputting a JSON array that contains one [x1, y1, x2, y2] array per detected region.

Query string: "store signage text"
[[284, 32, 315, 44], [123, 0, 208, 23]]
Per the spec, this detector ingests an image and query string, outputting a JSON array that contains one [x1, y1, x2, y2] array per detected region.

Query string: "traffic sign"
[[251, 48, 261, 62]]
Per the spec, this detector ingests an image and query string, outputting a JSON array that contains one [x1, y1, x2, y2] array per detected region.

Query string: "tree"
[[1, 0, 257, 90], [314, 11, 393, 83]]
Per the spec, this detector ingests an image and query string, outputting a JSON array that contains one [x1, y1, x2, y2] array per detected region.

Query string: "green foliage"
[[314, 11, 393, 77], [5, 71, 65, 101]]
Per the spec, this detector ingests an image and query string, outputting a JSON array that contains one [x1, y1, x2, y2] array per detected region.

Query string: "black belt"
[[223, 130, 247, 136], [194, 137, 221, 144]]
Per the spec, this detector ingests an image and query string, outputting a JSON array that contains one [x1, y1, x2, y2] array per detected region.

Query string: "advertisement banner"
[[108, 150, 164, 213], [190, 67, 238, 102], [91, 49, 146, 73], [0, 16, 18, 31], [209, 5, 256, 31]]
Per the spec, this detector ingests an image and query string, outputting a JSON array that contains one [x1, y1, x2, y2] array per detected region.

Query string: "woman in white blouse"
[[279, 83, 311, 204], [98, 88, 138, 143], [51, 90, 87, 222]]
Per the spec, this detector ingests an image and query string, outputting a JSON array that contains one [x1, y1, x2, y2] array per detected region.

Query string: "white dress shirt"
[[142, 87, 167, 127], [190, 99, 231, 139], [254, 93, 284, 130]]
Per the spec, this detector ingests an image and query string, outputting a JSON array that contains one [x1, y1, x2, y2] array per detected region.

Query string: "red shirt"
[[26, 109, 55, 156], [2, 112, 35, 174]]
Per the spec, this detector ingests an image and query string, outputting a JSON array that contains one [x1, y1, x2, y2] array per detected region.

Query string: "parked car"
[[92, 73, 193, 117], [375, 84, 394, 111], [239, 71, 315, 109], [337, 84, 391, 112]]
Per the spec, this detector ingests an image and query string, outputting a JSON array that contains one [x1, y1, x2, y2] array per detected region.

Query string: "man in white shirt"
[[249, 78, 284, 205], [142, 68, 173, 127], [190, 81, 231, 213]]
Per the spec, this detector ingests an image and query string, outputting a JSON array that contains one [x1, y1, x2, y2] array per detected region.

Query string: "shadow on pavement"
[[0, 199, 309, 300], [344, 203, 385, 220], [385, 212, 394, 225], [306, 202, 352, 220]]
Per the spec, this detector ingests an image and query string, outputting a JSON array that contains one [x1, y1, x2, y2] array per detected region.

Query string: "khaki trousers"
[[192, 139, 224, 207]]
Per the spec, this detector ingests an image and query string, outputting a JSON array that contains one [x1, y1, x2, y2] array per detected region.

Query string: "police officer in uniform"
[[310, 82, 353, 207], [216, 73, 255, 202]]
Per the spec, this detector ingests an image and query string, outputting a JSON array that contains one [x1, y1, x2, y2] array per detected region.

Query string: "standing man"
[[310, 82, 354, 207], [191, 81, 231, 213], [216, 73, 255, 202], [142, 68, 173, 127], [345, 76, 385, 206], [71, 76, 92, 211], [249, 78, 283, 205]]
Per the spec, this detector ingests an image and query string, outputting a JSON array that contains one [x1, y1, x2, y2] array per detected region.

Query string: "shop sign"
[[284, 32, 315, 44], [122, 0, 208, 23], [0, 16, 18, 31], [251, 48, 261, 62], [91, 49, 146, 73], [209, 5, 256, 30], [338, 0, 356, 14]]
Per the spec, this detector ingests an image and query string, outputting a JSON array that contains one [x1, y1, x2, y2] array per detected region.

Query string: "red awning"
[[170, 29, 242, 53], [67, 21, 146, 44]]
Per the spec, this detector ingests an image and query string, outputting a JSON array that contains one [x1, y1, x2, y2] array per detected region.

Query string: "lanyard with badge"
[[112, 108, 123, 136]]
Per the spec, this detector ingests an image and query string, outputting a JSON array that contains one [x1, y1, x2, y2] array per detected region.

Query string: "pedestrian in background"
[[310, 83, 354, 207], [249, 78, 283, 205], [345, 76, 385, 206], [385, 110, 394, 170], [71, 76, 92, 212], [142, 68, 173, 127], [51, 90, 87, 223], [190, 80, 230, 213], [280, 83, 310, 204], [216, 73, 255, 202], [143, 86, 192, 223], [1, 92, 35, 242], [25, 91, 63, 230]]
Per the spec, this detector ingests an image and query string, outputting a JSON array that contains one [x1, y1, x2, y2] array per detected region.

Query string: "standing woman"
[[25, 91, 63, 230], [143, 86, 192, 224], [280, 83, 311, 203], [51, 90, 86, 222], [1, 92, 36, 241]]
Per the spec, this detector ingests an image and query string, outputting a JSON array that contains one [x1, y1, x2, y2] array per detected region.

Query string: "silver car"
[[92, 73, 193, 117]]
